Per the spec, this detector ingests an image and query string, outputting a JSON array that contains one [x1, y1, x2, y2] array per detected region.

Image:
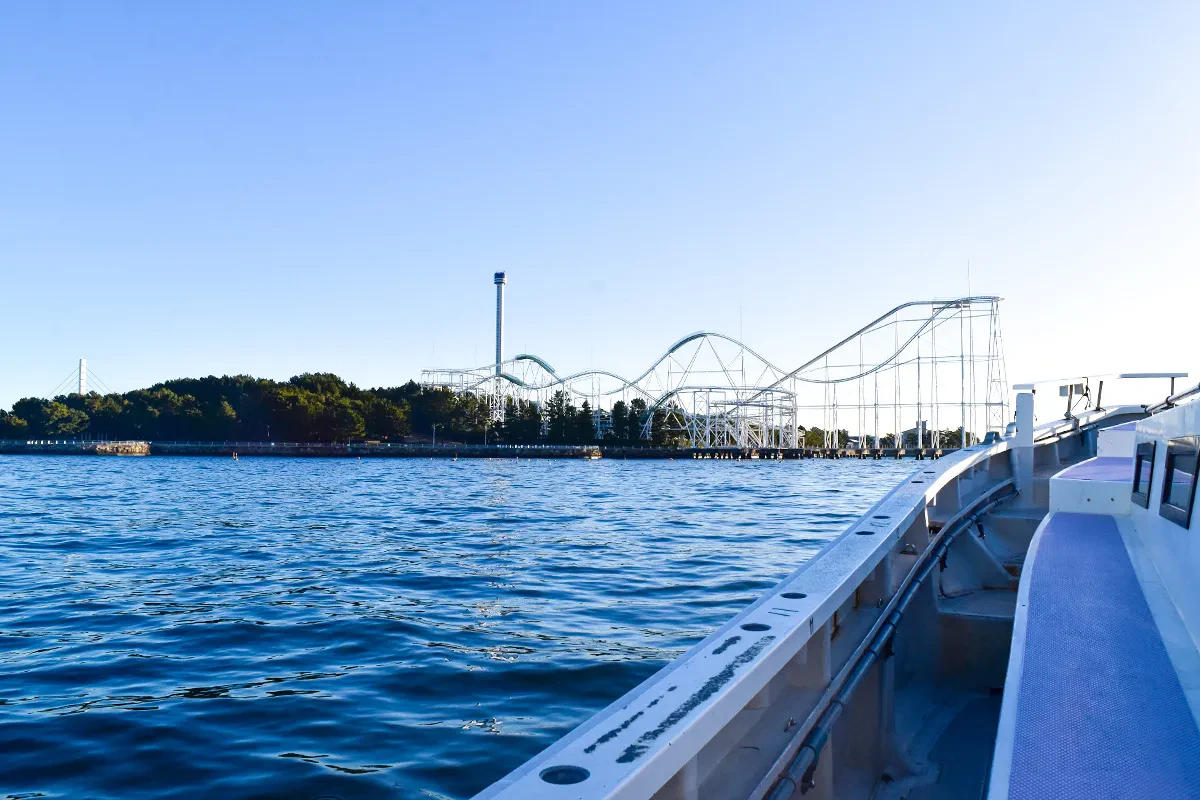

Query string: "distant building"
[[592, 408, 612, 439], [901, 421, 929, 447]]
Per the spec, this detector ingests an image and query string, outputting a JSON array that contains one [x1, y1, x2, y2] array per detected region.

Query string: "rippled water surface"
[[0, 455, 916, 799]]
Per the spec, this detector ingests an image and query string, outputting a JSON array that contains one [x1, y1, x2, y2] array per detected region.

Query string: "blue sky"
[[2, 2, 1197, 410]]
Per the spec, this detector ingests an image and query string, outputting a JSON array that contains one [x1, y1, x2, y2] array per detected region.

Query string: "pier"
[[681, 447, 947, 460], [1, 440, 952, 460]]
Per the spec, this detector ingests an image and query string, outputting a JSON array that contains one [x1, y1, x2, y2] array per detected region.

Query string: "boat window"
[[1159, 436, 1199, 528], [1132, 440, 1156, 509]]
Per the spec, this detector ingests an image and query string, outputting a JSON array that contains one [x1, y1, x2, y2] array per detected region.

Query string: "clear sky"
[[2, 2, 1197, 410]]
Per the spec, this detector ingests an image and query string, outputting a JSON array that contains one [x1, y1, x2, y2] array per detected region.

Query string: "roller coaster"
[[420, 297, 1007, 449]]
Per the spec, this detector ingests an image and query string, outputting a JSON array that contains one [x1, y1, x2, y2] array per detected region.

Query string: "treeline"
[[0, 374, 488, 443], [0, 373, 978, 448], [532, 395, 685, 446], [0, 374, 661, 445]]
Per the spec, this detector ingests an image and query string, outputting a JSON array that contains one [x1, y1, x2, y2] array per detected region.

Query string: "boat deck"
[[907, 695, 1003, 800], [992, 512, 1200, 798]]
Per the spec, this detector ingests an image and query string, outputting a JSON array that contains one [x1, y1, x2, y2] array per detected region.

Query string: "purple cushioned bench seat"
[[1054, 456, 1133, 482], [1007, 512, 1200, 798]]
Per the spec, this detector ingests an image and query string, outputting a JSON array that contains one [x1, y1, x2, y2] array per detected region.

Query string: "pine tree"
[[611, 400, 628, 441], [629, 397, 648, 443], [501, 398, 519, 443], [575, 400, 594, 443]]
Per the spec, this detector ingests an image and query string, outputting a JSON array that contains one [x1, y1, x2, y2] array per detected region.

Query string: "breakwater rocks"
[[1, 440, 953, 460], [0, 440, 150, 456]]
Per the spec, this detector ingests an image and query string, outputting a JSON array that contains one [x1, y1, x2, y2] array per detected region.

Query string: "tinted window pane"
[[1167, 453, 1197, 508], [1136, 455, 1152, 493]]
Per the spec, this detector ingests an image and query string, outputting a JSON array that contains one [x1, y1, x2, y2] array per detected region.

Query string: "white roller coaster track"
[[420, 297, 1006, 448]]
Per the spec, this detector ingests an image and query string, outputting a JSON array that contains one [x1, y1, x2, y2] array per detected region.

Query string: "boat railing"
[[1013, 372, 1187, 422], [476, 402, 1137, 800], [1148, 379, 1200, 413]]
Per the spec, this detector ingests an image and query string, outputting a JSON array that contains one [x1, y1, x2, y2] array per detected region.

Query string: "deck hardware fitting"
[[539, 765, 590, 785]]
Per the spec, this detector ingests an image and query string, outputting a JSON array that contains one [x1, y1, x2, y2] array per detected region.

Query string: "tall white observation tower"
[[494, 272, 506, 376]]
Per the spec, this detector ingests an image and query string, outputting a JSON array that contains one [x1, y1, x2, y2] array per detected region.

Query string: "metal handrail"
[[1013, 372, 1187, 391], [1148, 380, 1200, 413]]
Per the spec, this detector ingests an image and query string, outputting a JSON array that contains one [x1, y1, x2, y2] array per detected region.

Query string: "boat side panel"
[[1129, 402, 1200, 657]]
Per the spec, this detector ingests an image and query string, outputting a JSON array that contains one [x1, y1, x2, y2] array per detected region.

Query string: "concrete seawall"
[[150, 442, 603, 459], [1, 440, 954, 460]]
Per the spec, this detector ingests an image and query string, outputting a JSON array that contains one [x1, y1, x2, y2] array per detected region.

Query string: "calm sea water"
[[0, 455, 915, 800]]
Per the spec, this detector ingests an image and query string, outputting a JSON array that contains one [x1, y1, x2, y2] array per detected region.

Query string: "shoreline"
[[0, 440, 951, 460]]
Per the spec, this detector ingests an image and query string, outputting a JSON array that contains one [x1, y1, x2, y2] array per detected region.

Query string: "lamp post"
[[432, 423, 441, 447]]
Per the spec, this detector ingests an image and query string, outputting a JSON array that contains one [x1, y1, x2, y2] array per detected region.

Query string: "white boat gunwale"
[[479, 403, 1152, 800]]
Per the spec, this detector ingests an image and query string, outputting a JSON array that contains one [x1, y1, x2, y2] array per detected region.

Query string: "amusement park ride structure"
[[421, 292, 1008, 450]]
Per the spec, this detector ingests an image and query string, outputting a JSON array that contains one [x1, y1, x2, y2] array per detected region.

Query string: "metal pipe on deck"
[[765, 483, 1018, 799]]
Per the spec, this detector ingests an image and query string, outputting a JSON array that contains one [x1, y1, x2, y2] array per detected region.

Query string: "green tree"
[[3, 372, 542, 444], [84, 393, 127, 439], [268, 385, 323, 441], [323, 396, 365, 442], [363, 396, 410, 440], [629, 398, 648, 443], [208, 400, 240, 440], [500, 398, 520, 443], [520, 400, 543, 443], [0, 410, 29, 438], [11, 398, 89, 437], [610, 400, 628, 441], [574, 400, 594, 444], [545, 391, 571, 443], [44, 403, 90, 436], [650, 407, 667, 446], [290, 373, 351, 396], [935, 428, 974, 448], [12, 398, 48, 435]]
